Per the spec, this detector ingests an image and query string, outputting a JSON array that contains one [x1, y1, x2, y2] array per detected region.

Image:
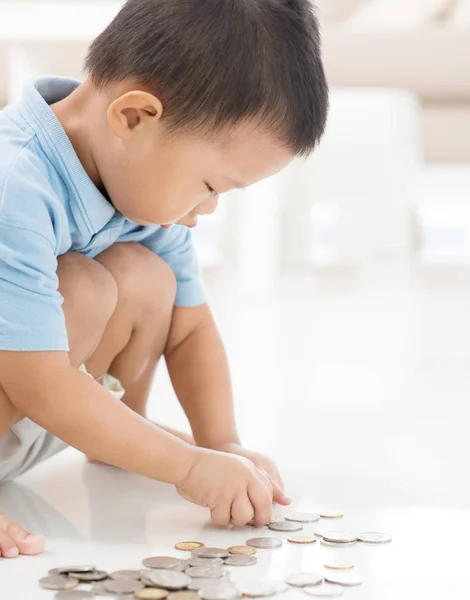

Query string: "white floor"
[[2, 265, 470, 599]]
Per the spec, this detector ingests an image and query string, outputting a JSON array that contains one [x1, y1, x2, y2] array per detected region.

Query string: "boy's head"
[[84, 0, 328, 228]]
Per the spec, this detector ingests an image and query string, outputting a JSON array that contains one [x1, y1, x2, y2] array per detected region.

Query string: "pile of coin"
[[38, 513, 391, 599]]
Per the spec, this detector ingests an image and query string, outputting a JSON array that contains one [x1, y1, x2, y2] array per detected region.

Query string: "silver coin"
[[144, 557, 185, 570], [285, 513, 321, 524], [172, 561, 191, 572], [198, 584, 241, 600], [186, 567, 224, 579], [50, 566, 97, 576], [150, 569, 192, 590], [313, 530, 326, 538], [188, 558, 225, 568], [246, 537, 282, 549], [55, 592, 94, 600], [238, 582, 287, 597], [189, 579, 235, 592], [320, 540, 357, 548], [191, 548, 229, 559], [109, 569, 142, 580], [142, 576, 159, 587], [89, 581, 117, 596], [69, 570, 108, 582], [358, 532, 392, 544], [39, 576, 78, 591], [105, 578, 143, 594], [285, 573, 323, 587], [224, 555, 257, 567], [324, 572, 363, 587], [304, 583, 344, 597], [268, 521, 303, 533], [322, 531, 358, 544]]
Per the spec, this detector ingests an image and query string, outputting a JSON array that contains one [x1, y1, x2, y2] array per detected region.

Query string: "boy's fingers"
[[272, 481, 292, 506], [211, 501, 232, 527], [231, 493, 254, 527], [248, 481, 273, 526]]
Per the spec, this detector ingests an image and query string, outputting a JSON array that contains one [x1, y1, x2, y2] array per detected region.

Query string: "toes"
[[6, 521, 45, 555], [0, 531, 19, 558]]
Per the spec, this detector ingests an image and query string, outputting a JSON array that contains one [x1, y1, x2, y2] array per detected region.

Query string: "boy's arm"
[[0, 350, 194, 485], [164, 303, 240, 449]]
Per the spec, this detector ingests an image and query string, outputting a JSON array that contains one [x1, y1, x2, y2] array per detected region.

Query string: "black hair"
[[85, 0, 329, 156]]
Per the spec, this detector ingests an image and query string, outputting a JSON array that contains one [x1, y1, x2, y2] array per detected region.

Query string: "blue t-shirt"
[[0, 77, 206, 352]]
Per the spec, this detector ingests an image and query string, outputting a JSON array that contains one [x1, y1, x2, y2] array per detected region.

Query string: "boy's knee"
[[58, 252, 118, 330], [97, 243, 177, 315]]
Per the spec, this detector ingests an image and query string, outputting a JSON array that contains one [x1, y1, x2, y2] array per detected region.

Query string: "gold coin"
[[175, 541, 205, 551], [168, 593, 200, 600], [287, 535, 317, 544], [324, 561, 355, 570], [319, 510, 344, 519], [227, 545, 257, 555], [135, 589, 169, 600]]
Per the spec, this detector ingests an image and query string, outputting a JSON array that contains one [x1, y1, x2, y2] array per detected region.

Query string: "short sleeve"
[[118, 223, 207, 308], [0, 222, 68, 351]]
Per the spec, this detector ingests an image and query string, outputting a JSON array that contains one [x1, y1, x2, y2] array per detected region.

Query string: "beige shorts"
[[0, 366, 125, 482]]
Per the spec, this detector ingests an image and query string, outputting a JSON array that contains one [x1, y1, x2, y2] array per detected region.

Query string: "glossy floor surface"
[[1, 266, 469, 599]]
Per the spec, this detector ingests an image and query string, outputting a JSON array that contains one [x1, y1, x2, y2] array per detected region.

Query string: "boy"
[[0, 0, 328, 558]]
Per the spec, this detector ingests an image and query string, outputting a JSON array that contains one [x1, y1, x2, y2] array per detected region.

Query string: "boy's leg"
[[0, 252, 118, 558], [0, 242, 183, 558]]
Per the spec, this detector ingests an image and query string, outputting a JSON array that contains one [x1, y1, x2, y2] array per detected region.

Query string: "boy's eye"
[[206, 183, 218, 196]]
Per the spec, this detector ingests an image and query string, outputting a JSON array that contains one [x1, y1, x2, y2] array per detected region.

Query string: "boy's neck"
[[51, 80, 103, 190]]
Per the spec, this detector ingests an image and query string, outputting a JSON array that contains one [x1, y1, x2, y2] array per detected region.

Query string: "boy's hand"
[[176, 447, 282, 527], [212, 443, 291, 506]]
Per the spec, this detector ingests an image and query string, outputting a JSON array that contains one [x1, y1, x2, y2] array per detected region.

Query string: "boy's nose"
[[198, 196, 218, 216]]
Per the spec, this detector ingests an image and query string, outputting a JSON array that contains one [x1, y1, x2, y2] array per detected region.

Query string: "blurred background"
[[1, 0, 469, 498]]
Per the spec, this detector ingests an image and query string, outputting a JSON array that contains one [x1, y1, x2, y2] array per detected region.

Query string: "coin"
[[136, 590, 171, 600], [89, 581, 116, 596], [324, 572, 363, 586], [304, 583, 344, 597], [285, 512, 321, 523], [227, 546, 256, 555], [49, 565, 97, 576], [69, 570, 108, 582], [104, 578, 143, 594], [324, 561, 354, 571], [186, 566, 224, 579], [287, 536, 317, 545], [39, 576, 78, 591], [224, 555, 257, 567], [318, 510, 344, 519], [188, 558, 225, 568], [191, 548, 230, 559], [169, 592, 200, 600], [176, 542, 205, 552], [173, 561, 191, 572], [313, 530, 326, 538], [358, 532, 392, 544], [238, 582, 288, 597], [268, 521, 303, 533], [285, 573, 323, 587], [322, 531, 358, 544], [144, 557, 185, 569], [109, 569, 142, 580], [198, 584, 241, 600], [55, 592, 94, 600], [320, 540, 357, 548], [149, 570, 192, 590], [188, 579, 232, 592], [246, 537, 282, 549]]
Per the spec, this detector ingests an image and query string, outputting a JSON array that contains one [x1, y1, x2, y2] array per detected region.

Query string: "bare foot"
[[0, 514, 45, 558]]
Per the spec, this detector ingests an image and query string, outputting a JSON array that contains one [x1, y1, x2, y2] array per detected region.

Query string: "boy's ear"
[[107, 91, 163, 139]]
